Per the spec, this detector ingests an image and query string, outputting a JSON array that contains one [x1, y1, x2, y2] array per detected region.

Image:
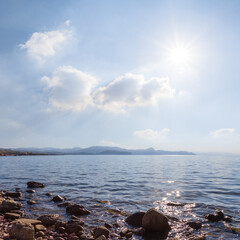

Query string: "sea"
[[0, 154, 239, 239]]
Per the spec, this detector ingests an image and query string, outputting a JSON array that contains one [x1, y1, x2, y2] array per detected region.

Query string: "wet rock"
[[5, 212, 21, 220], [8, 222, 35, 240], [95, 235, 106, 240], [205, 211, 224, 222], [46, 192, 52, 196], [187, 221, 202, 230], [35, 224, 47, 232], [167, 202, 185, 207], [68, 219, 84, 226], [55, 220, 67, 229], [125, 232, 132, 238], [26, 190, 35, 193], [125, 211, 145, 227], [224, 216, 232, 222], [142, 208, 171, 233], [104, 223, 112, 229], [52, 195, 65, 202], [27, 200, 36, 205], [27, 181, 45, 188], [93, 226, 110, 239], [66, 221, 84, 234], [58, 202, 71, 207], [120, 228, 130, 237], [0, 199, 22, 213], [132, 227, 145, 236], [58, 226, 66, 233], [5, 192, 22, 198], [66, 204, 90, 216], [38, 214, 60, 227]]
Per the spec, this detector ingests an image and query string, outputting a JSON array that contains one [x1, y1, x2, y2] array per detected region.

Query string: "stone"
[[5, 192, 22, 198], [8, 222, 35, 240], [38, 214, 60, 227], [167, 202, 185, 207], [5, 212, 21, 220], [66, 221, 84, 234], [58, 202, 71, 207], [55, 220, 67, 229], [104, 223, 112, 229], [0, 199, 22, 213], [36, 231, 45, 237], [205, 211, 224, 222], [132, 227, 145, 236], [187, 221, 202, 230], [11, 218, 42, 225], [125, 212, 145, 227], [66, 204, 90, 216], [52, 195, 65, 202], [58, 226, 65, 233], [125, 232, 132, 238], [95, 235, 106, 240], [46, 192, 52, 196], [27, 181, 45, 188], [35, 224, 47, 232], [93, 226, 110, 239], [68, 219, 84, 225], [26, 190, 36, 193], [27, 200, 36, 205], [120, 228, 129, 237], [142, 208, 171, 233]]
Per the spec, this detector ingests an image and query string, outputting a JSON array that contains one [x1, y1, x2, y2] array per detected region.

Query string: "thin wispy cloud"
[[209, 128, 235, 138], [93, 73, 175, 113], [19, 21, 72, 63], [133, 128, 170, 140], [41, 66, 97, 111]]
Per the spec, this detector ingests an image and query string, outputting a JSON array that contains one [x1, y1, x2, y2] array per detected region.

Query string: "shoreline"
[[1, 182, 239, 240]]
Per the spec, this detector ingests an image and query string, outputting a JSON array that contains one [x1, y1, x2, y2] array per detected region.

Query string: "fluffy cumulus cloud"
[[41, 66, 97, 111], [93, 73, 175, 112], [209, 128, 235, 138], [20, 22, 72, 63], [133, 128, 170, 140]]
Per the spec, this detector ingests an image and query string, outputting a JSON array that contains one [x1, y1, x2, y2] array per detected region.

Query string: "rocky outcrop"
[[8, 222, 35, 240], [142, 208, 171, 233], [125, 211, 145, 227]]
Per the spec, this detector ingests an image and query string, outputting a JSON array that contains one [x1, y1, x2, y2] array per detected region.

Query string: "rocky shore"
[[0, 181, 239, 240]]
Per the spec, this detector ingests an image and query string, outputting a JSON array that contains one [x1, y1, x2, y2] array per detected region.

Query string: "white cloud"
[[20, 24, 72, 63], [93, 73, 175, 113], [209, 128, 235, 138], [133, 128, 170, 140], [42, 66, 97, 111]]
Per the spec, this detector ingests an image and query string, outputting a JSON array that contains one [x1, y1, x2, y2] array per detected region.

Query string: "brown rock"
[[36, 231, 45, 237], [0, 199, 22, 213], [132, 227, 145, 236], [6, 192, 22, 198], [38, 214, 60, 227], [125, 212, 145, 227], [5, 212, 21, 220], [35, 224, 47, 232], [66, 221, 84, 233], [27, 200, 36, 205], [26, 189, 36, 193], [66, 204, 90, 216], [27, 181, 45, 188], [8, 222, 35, 240], [95, 235, 106, 240], [12, 218, 41, 225], [187, 221, 202, 230], [94, 226, 110, 238], [142, 208, 171, 233], [52, 195, 65, 202], [58, 202, 71, 207], [120, 228, 129, 237]]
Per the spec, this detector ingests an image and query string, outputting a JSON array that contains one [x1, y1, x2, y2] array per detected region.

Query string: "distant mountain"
[[9, 146, 195, 155]]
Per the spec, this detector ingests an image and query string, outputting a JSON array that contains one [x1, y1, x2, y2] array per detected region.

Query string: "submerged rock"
[[27, 181, 45, 188], [125, 211, 145, 227], [205, 211, 224, 222], [8, 222, 35, 240], [142, 208, 171, 233]]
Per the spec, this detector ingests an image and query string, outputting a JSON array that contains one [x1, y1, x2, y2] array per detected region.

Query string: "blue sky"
[[0, 0, 240, 153]]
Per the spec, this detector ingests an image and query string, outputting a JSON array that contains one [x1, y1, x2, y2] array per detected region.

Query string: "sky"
[[0, 0, 240, 153]]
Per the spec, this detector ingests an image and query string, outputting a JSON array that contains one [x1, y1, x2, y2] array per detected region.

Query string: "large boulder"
[[142, 208, 171, 233], [38, 214, 60, 227], [0, 199, 22, 213], [125, 211, 145, 227], [27, 181, 45, 188], [8, 222, 35, 240], [66, 204, 90, 216]]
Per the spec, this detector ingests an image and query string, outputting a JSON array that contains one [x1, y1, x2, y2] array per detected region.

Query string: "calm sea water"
[[0, 154, 240, 239]]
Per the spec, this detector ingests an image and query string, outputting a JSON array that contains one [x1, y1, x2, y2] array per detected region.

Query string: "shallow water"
[[0, 154, 240, 239]]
